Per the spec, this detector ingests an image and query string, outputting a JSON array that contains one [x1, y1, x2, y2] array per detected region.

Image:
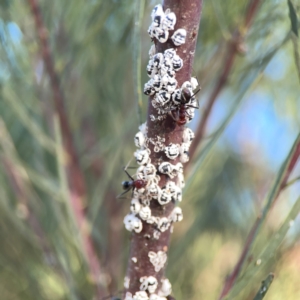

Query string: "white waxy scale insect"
[[153, 53, 164, 69], [169, 206, 183, 223], [165, 181, 177, 196], [134, 131, 146, 148], [183, 127, 195, 144], [143, 163, 157, 180], [153, 229, 161, 239], [133, 189, 148, 202], [140, 276, 158, 294], [164, 77, 177, 94], [134, 149, 150, 165], [146, 63, 157, 78], [123, 214, 143, 233], [139, 206, 152, 221], [175, 162, 183, 173], [171, 28, 187, 46], [149, 294, 167, 300], [160, 62, 175, 77], [161, 74, 172, 86], [125, 292, 133, 300], [181, 80, 193, 93], [191, 76, 199, 90], [152, 9, 165, 28], [124, 276, 130, 289], [133, 291, 149, 300], [163, 58, 173, 71], [162, 11, 176, 30], [158, 162, 174, 177], [155, 91, 171, 107], [151, 4, 164, 21], [153, 27, 169, 43], [136, 166, 147, 181], [144, 81, 155, 96], [172, 88, 182, 106], [177, 172, 185, 189], [186, 107, 195, 123], [158, 278, 172, 297], [158, 187, 173, 205], [148, 251, 167, 272], [172, 54, 183, 71], [164, 143, 180, 160], [180, 142, 190, 163], [147, 183, 162, 200], [148, 24, 154, 38], [164, 48, 176, 60], [146, 215, 159, 224], [130, 198, 141, 214], [157, 217, 171, 232], [149, 44, 156, 58], [139, 122, 148, 136], [174, 187, 182, 202], [152, 75, 163, 91]]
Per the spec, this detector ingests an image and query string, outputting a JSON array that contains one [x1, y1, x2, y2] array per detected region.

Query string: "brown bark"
[[124, 0, 203, 297]]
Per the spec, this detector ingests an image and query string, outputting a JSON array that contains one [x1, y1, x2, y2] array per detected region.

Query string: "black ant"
[[118, 168, 147, 198], [170, 85, 201, 126]]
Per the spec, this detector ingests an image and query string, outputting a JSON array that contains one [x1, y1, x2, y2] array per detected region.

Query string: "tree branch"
[[124, 0, 203, 297], [27, 0, 106, 298], [188, 0, 263, 163], [218, 133, 300, 299]]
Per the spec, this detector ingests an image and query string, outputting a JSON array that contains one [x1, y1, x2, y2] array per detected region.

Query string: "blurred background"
[[0, 0, 300, 299]]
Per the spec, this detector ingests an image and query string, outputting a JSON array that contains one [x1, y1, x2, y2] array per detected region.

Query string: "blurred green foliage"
[[0, 0, 299, 299]]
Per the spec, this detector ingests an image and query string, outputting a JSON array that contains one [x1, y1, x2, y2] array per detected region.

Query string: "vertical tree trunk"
[[124, 0, 203, 298]]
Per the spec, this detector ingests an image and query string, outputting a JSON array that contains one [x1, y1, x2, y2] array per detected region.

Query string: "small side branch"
[[188, 0, 263, 162], [27, 0, 105, 298]]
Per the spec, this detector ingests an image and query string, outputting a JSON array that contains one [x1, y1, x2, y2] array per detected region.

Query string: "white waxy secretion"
[[130, 198, 141, 214], [134, 149, 150, 165], [133, 291, 149, 300], [164, 143, 180, 160], [139, 206, 152, 221], [148, 251, 167, 272], [124, 276, 130, 289], [171, 28, 187, 46], [124, 214, 143, 233], [134, 131, 146, 148], [158, 278, 172, 297], [140, 276, 158, 294]]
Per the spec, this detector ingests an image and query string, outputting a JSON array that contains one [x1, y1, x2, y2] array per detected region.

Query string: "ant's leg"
[[123, 168, 135, 181], [186, 103, 199, 109], [117, 188, 131, 199], [168, 109, 178, 122], [191, 87, 201, 98]]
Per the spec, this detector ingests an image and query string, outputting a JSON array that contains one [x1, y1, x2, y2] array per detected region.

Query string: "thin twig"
[[27, 0, 105, 298], [188, 0, 263, 163], [218, 133, 300, 299]]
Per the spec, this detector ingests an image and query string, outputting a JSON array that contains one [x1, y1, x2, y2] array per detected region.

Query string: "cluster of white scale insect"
[[123, 4, 197, 300]]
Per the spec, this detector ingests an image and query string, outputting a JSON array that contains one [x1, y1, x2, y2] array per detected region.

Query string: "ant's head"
[[122, 181, 132, 190]]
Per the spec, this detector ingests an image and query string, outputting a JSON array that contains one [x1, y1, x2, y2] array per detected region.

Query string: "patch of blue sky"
[[264, 49, 288, 81], [224, 90, 297, 170], [7, 22, 22, 44], [198, 85, 297, 172]]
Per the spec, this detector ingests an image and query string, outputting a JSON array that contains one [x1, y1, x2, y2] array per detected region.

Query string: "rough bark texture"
[[124, 0, 203, 297]]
